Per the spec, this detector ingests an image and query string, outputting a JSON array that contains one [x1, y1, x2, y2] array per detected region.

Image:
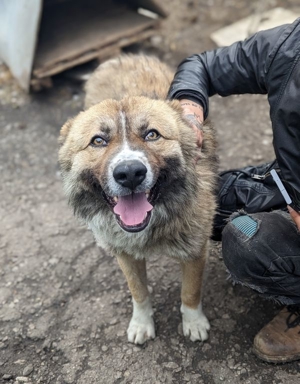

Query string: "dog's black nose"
[[113, 160, 147, 190]]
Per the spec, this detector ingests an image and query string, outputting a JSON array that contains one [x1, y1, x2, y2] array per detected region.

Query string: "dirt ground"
[[0, 0, 300, 383]]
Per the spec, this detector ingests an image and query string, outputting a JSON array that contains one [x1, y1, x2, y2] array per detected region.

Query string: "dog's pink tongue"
[[113, 193, 153, 226]]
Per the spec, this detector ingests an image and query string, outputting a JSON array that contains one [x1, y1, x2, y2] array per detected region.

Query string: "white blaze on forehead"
[[120, 110, 127, 141], [106, 111, 154, 195], [113, 110, 148, 165]]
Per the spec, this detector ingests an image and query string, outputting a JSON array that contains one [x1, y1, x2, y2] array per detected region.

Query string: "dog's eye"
[[144, 130, 160, 141], [91, 136, 107, 147]]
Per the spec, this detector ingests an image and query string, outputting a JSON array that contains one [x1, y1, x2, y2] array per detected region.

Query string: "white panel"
[[0, 0, 42, 91]]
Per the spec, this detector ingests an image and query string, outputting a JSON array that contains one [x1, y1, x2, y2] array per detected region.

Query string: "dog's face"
[[59, 96, 197, 232]]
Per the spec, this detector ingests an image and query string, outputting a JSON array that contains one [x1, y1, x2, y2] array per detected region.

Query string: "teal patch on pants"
[[231, 215, 258, 238]]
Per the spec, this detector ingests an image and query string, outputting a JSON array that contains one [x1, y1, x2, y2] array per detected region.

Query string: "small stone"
[[2, 374, 13, 380], [23, 364, 34, 376], [16, 377, 29, 382], [36, 183, 46, 190], [114, 372, 122, 380], [14, 359, 26, 365], [0, 342, 7, 349], [240, 368, 248, 375], [147, 285, 153, 294], [42, 339, 52, 350], [163, 362, 179, 370], [101, 345, 108, 352], [48, 258, 58, 266], [150, 35, 163, 46], [76, 344, 84, 350], [227, 358, 235, 369]]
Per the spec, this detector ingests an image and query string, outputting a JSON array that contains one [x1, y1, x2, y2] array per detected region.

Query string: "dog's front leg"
[[117, 253, 155, 345], [180, 244, 210, 342]]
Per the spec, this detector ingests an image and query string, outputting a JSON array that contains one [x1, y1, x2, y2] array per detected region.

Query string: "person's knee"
[[222, 211, 300, 301], [222, 212, 263, 282]]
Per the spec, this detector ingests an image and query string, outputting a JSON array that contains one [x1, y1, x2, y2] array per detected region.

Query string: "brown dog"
[[58, 55, 218, 344]]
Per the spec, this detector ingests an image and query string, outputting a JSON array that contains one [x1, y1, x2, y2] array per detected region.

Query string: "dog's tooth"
[[146, 192, 150, 199], [113, 196, 118, 203]]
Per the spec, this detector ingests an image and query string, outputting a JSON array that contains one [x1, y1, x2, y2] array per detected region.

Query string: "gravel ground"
[[0, 1, 300, 383]]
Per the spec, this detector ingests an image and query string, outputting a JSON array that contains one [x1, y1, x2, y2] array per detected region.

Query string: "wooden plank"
[[32, 28, 156, 78], [33, 1, 158, 76]]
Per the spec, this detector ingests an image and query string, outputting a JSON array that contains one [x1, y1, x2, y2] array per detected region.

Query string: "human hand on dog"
[[179, 99, 204, 148], [288, 206, 300, 231]]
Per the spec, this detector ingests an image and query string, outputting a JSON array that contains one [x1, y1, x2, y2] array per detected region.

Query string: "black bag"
[[212, 160, 287, 240]]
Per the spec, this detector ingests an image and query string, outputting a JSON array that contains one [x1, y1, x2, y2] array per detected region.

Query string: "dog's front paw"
[[181, 303, 210, 342], [127, 317, 155, 344], [127, 297, 155, 344]]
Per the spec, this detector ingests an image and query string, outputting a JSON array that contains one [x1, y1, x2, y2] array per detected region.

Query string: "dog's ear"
[[59, 118, 74, 146]]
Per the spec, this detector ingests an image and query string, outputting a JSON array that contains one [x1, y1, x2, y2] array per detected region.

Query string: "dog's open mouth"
[[103, 183, 160, 233], [113, 192, 153, 232]]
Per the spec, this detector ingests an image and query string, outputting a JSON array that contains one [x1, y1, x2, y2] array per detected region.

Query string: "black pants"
[[222, 210, 300, 305]]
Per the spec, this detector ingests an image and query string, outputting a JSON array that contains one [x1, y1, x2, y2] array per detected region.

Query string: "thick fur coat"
[[59, 55, 218, 344]]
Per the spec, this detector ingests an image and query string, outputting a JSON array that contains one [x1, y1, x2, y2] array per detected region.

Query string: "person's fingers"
[[189, 123, 203, 149], [288, 206, 300, 231], [179, 99, 204, 147]]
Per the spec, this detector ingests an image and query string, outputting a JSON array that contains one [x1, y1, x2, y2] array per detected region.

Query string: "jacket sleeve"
[[167, 22, 296, 119], [168, 19, 300, 210]]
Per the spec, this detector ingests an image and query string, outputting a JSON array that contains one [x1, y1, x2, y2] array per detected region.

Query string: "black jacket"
[[168, 18, 300, 211]]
